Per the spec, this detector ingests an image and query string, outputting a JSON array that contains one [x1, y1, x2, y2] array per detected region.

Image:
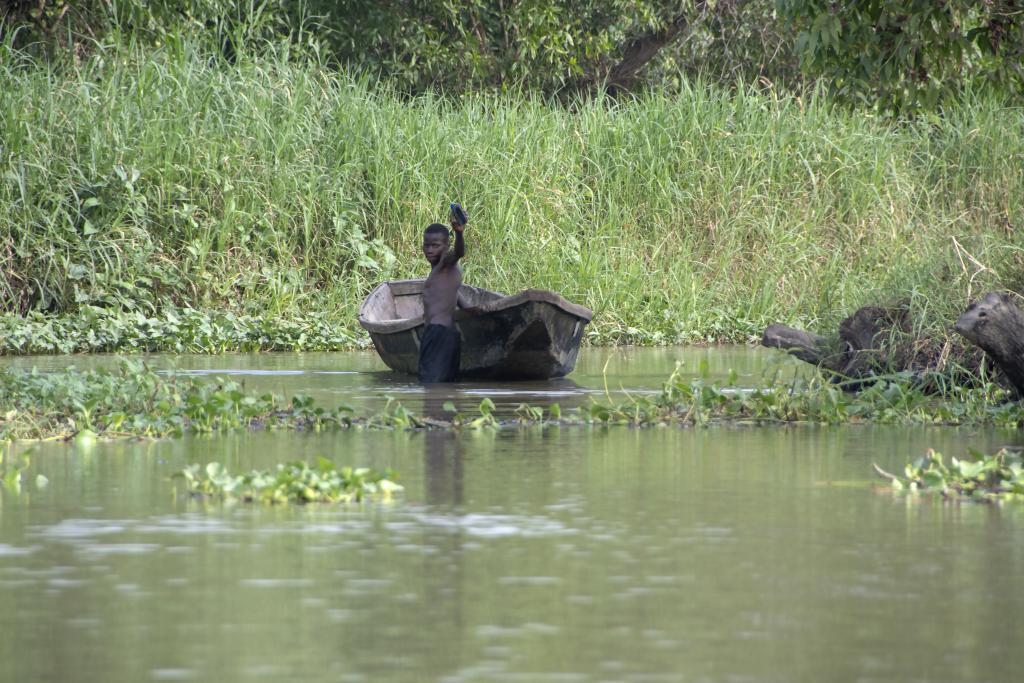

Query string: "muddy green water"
[[2, 348, 1023, 683]]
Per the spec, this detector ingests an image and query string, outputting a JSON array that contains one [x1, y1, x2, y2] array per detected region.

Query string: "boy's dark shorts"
[[418, 324, 461, 383]]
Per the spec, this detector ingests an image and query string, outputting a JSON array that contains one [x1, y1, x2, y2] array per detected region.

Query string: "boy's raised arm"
[[443, 219, 466, 265]]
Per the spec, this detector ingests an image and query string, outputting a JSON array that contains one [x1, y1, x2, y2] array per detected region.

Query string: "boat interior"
[[360, 279, 505, 322]]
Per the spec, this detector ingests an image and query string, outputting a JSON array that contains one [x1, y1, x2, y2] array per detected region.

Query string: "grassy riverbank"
[[2, 44, 1022, 350]]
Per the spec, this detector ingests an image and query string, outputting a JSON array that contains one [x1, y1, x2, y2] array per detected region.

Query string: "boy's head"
[[423, 223, 450, 265]]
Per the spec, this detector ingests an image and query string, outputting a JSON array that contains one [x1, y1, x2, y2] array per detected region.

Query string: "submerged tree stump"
[[955, 293, 1024, 396], [762, 306, 910, 383], [761, 324, 831, 366], [763, 293, 1024, 396], [837, 306, 911, 379]]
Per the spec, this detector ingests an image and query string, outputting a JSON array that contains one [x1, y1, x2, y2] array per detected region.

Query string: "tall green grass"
[[1, 42, 1021, 347]]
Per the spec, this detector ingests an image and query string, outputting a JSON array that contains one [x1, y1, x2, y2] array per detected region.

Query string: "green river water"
[[2, 347, 1023, 683]]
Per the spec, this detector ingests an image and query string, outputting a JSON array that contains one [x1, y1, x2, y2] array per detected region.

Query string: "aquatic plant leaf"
[[956, 460, 984, 479], [75, 429, 97, 445], [378, 479, 403, 493], [205, 462, 227, 480], [966, 448, 986, 461], [2, 469, 21, 491]]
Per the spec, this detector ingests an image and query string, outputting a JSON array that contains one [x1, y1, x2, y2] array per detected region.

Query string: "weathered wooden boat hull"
[[358, 280, 592, 380]]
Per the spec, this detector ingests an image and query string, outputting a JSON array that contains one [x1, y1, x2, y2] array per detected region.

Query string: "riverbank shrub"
[[2, 42, 1021, 351], [780, 1, 1024, 113], [11, 1, 1023, 113]]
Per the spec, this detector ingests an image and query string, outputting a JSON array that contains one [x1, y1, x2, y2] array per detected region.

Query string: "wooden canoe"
[[358, 279, 593, 380]]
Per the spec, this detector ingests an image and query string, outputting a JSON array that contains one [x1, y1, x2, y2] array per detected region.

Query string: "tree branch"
[[602, 2, 709, 94]]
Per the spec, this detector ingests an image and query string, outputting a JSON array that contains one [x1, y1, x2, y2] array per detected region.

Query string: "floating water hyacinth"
[[873, 448, 1024, 502], [3, 361, 1024, 442], [0, 445, 46, 494], [174, 458, 403, 504]]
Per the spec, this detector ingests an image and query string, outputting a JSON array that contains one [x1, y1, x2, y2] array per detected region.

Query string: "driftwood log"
[[763, 291, 1024, 396], [761, 324, 831, 366], [955, 293, 1024, 396], [762, 306, 910, 383]]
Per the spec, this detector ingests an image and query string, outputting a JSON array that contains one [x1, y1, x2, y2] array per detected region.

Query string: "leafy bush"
[[779, 0, 1024, 112]]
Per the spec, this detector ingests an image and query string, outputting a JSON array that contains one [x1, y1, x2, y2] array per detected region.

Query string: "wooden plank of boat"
[[358, 279, 593, 380]]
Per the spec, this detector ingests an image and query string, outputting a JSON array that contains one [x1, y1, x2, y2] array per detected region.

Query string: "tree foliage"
[[4, 1, 1022, 109], [1, 1, 296, 59], [778, 0, 1024, 112], [1, 1, 794, 94], [303, 0, 799, 93]]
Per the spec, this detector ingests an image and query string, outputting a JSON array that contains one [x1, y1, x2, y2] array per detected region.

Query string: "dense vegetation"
[[2, 361, 1022, 441], [782, 1, 1024, 112], [3, 44, 1021, 350], [7, 2, 1023, 110], [1, 2, 799, 94], [0, 306, 360, 354], [1, 2, 1022, 354]]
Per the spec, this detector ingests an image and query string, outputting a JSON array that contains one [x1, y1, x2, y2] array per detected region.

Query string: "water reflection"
[[419, 385, 467, 508], [423, 431, 465, 508], [417, 388, 470, 676]]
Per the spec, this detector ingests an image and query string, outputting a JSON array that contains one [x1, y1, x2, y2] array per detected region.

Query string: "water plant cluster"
[[873, 448, 1024, 502], [0, 361, 364, 440], [0, 307, 361, 355], [587, 365, 1024, 428], [174, 458, 402, 504], [3, 43, 1022, 350], [0, 444, 47, 494], [3, 362, 1023, 443]]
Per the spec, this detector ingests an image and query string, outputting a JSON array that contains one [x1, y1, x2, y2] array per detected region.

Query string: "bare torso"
[[422, 262, 462, 328], [421, 220, 466, 328]]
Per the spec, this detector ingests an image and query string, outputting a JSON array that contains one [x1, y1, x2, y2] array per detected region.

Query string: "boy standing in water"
[[418, 207, 467, 383]]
